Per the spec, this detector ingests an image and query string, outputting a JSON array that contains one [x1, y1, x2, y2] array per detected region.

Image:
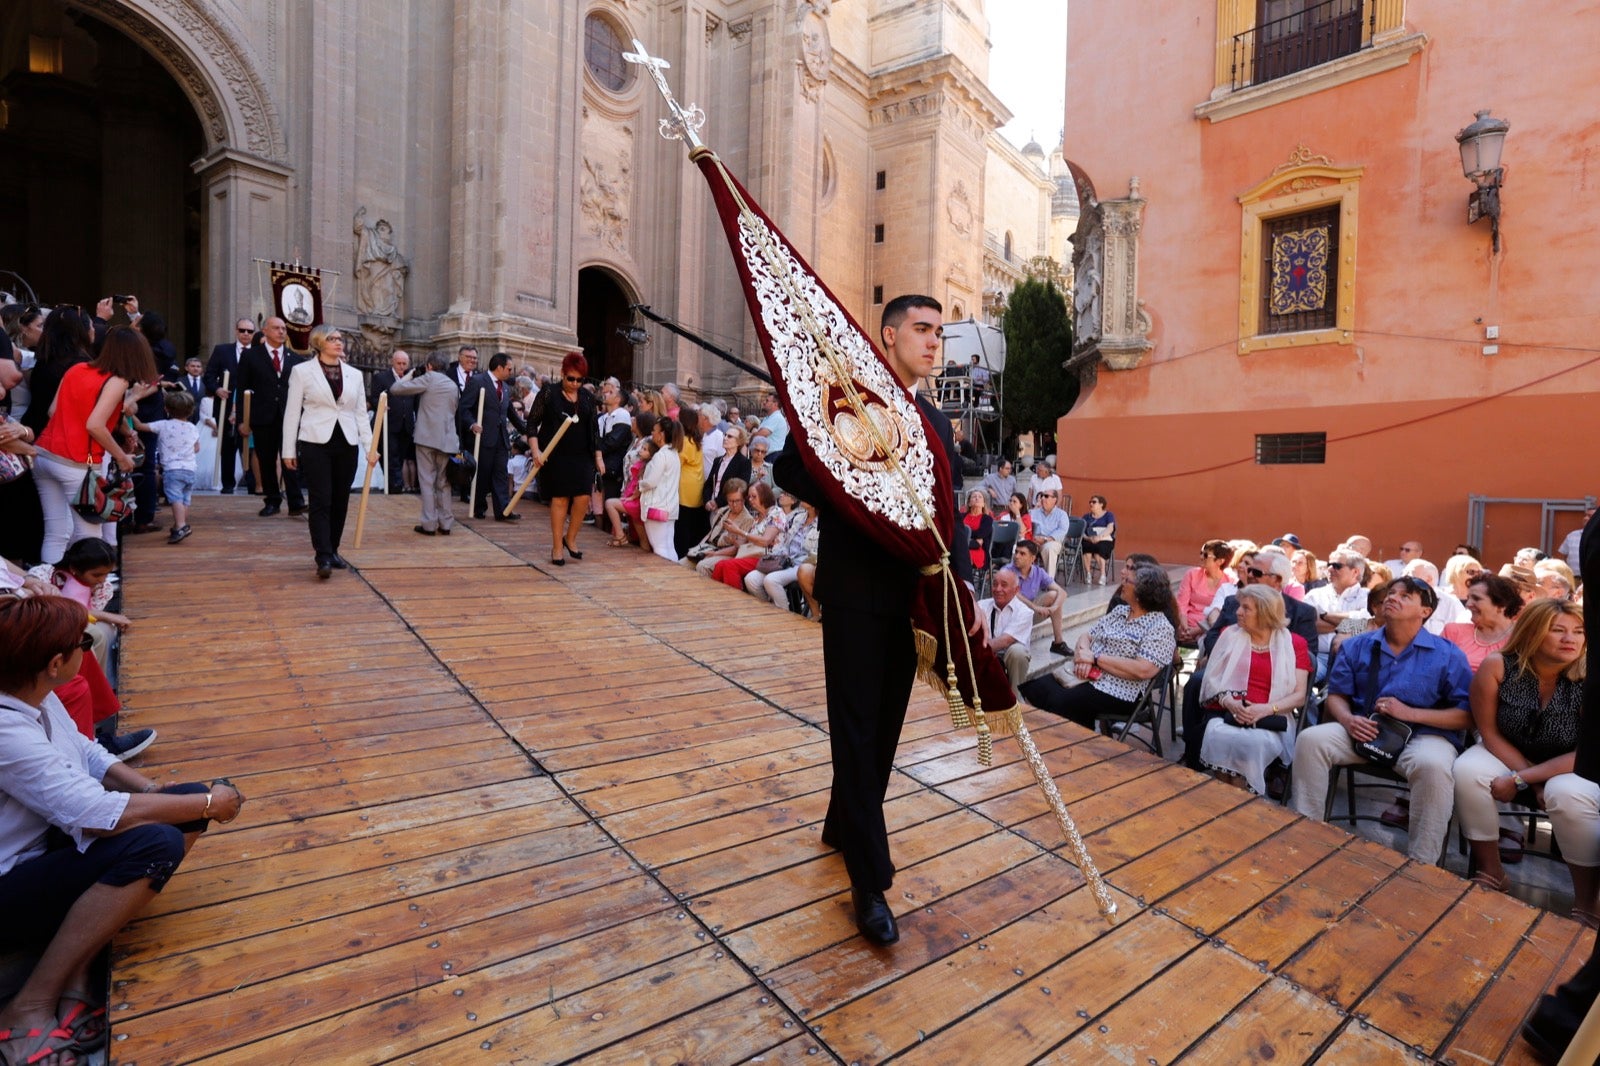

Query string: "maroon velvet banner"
[[691, 150, 1016, 726]]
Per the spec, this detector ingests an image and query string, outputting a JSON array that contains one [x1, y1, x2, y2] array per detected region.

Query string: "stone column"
[[193, 148, 292, 344]]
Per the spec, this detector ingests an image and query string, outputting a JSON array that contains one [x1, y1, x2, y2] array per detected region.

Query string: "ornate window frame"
[[1237, 153, 1361, 354]]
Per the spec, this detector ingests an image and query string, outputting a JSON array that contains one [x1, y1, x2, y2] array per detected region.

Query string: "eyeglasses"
[[564, 375, 582, 383], [237, 327, 253, 334], [1246, 567, 1267, 579], [1327, 562, 1347, 570], [67, 633, 93, 655], [1040, 493, 1056, 499]]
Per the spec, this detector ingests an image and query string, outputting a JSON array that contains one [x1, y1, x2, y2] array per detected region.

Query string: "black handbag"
[[445, 451, 477, 490], [1356, 642, 1413, 768]]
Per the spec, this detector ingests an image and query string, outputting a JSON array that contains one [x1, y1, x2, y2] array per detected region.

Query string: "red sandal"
[[56, 996, 106, 1053], [0, 1024, 80, 1066]]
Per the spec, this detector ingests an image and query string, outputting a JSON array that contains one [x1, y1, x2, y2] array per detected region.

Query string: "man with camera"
[[1287, 575, 1472, 862], [387, 352, 461, 535]]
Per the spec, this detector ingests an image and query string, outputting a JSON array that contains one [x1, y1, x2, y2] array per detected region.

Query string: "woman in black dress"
[[532, 351, 602, 565]]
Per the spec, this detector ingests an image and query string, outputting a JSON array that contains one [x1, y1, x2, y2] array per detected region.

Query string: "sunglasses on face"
[[1246, 567, 1267, 579], [1327, 562, 1347, 570], [67, 633, 94, 655], [564, 375, 582, 383], [237, 327, 253, 334]]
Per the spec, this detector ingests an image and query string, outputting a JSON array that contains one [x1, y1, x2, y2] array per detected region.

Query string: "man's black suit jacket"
[[370, 369, 417, 423], [236, 344, 302, 427], [458, 372, 514, 450], [204, 341, 243, 424], [1201, 591, 1320, 658]]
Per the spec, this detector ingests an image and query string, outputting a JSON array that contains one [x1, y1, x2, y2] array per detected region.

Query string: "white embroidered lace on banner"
[[738, 214, 937, 531]]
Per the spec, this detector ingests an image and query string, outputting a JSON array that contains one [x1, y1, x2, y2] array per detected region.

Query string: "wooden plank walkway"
[[108, 494, 1589, 1064]]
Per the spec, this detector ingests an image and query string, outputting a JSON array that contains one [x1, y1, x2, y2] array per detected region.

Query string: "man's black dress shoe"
[[851, 887, 899, 945], [259, 504, 280, 516], [414, 525, 437, 536], [288, 506, 308, 517], [315, 557, 332, 580], [327, 555, 349, 570], [494, 512, 521, 522]]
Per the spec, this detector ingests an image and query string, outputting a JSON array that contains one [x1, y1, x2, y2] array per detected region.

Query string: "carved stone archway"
[[68, 0, 286, 161], [65, 0, 292, 342]]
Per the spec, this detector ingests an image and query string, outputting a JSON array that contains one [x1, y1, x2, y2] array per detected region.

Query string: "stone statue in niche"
[[1073, 232, 1102, 341], [352, 207, 408, 320]]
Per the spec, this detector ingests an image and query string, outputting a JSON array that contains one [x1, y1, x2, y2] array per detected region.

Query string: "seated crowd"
[[1160, 528, 1594, 925]]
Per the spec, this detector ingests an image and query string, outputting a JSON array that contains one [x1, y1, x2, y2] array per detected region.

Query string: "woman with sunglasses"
[[281, 326, 377, 579], [0, 596, 244, 1065], [529, 352, 602, 565]]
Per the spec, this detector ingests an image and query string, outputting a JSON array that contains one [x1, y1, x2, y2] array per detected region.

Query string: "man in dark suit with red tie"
[[236, 316, 305, 516], [204, 316, 255, 492], [458, 352, 520, 521]]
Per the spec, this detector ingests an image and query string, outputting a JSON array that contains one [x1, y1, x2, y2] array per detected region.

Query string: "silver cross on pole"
[[623, 39, 707, 150]]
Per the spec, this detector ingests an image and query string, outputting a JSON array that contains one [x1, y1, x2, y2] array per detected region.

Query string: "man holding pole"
[[370, 349, 417, 494], [203, 316, 253, 493], [458, 352, 519, 521], [388, 352, 460, 535], [774, 294, 957, 946]]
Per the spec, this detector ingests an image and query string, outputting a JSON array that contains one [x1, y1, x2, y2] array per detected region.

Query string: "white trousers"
[[644, 519, 678, 562], [1453, 744, 1600, 866], [34, 451, 117, 565], [746, 564, 799, 606], [1289, 722, 1458, 863]]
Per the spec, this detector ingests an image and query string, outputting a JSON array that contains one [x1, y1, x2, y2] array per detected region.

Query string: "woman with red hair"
[[0, 597, 244, 1064], [529, 352, 602, 565]]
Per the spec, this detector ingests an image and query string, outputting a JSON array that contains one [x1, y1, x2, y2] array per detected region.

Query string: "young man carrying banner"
[[775, 294, 954, 946]]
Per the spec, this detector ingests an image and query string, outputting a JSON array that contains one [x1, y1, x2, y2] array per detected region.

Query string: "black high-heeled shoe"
[[549, 556, 565, 567], [566, 545, 584, 560]]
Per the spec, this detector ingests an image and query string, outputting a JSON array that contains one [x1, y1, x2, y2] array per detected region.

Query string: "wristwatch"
[[1510, 772, 1529, 791]]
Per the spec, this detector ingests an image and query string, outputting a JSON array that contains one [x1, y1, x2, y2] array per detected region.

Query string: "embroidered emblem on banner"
[[1270, 225, 1330, 315], [735, 212, 935, 530]]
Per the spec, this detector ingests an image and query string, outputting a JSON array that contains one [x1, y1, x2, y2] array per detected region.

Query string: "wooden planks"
[[102, 495, 1582, 1063]]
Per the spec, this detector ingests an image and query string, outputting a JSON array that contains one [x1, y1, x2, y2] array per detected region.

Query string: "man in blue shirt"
[[1028, 490, 1071, 577], [1288, 576, 1473, 862]]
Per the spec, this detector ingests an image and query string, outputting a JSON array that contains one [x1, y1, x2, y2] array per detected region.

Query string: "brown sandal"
[[1471, 870, 1508, 892]]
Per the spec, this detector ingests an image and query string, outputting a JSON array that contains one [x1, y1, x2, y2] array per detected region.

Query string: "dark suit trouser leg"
[[253, 424, 284, 506], [134, 430, 159, 524], [1181, 667, 1206, 770], [219, 426, 239, 491], [821, 607, 916, 892], [473, 443, 508, 516]]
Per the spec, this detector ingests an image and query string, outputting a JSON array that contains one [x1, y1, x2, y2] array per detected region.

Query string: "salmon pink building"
[[1056, 0, 1600, 567]]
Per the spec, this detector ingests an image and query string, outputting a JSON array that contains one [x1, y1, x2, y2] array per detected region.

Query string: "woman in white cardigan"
[[282, 326, 377, 579], [638, 416, 681, 563]]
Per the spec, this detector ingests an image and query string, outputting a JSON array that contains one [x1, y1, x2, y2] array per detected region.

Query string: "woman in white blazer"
[[282, 325, 377, 578], [638, 416, 682, 563]]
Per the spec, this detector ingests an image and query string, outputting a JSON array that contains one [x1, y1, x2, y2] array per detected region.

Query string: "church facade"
[[3, 0, 1029, 400]]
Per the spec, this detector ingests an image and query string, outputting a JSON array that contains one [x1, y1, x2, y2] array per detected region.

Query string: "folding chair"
[[1058, 516, 1087, 586], [985, 522, 1020, 595], [1096, 662, 1177, 757]]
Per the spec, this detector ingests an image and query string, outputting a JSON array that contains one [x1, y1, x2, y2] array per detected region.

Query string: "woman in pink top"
[[1175, 539, 1231, 644], [1442, 572, 1521, 672]]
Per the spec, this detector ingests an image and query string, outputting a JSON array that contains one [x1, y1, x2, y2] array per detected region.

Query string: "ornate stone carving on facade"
[[71, 0, 287, 160], [728, 18, 755, 42], [353, 207, 409, 327], [797, 1, 833, 102], [581, 151, 633, 253], [946, 180, 974, 237], [1271, 143, 1335, 176], [705, 13, 722, 43], [1070, 176, 1152, 371]]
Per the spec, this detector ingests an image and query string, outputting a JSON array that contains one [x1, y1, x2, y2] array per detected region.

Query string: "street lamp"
[[1456, 109, 1508, 253]]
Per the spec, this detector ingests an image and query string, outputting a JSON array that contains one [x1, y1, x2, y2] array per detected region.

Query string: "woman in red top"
[[32, 327, 156, 564], [1197, 584, 1311, 794]]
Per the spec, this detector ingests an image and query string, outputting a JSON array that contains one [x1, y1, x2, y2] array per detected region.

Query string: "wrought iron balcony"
[[1228, 0, 1374, 91]]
